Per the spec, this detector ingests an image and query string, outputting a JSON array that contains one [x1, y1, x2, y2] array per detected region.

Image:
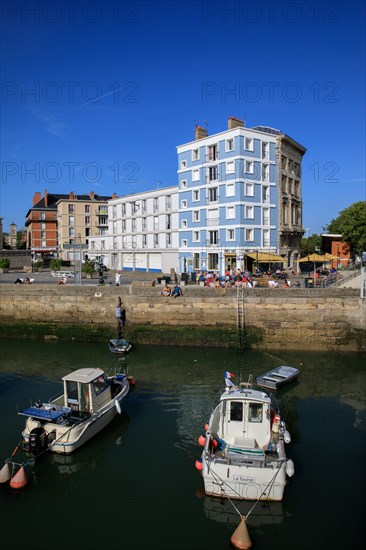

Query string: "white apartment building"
[[89, 186, 179, 273]]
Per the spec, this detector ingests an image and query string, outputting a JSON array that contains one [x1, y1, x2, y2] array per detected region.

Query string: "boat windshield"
[[92, 375, 109, 396]]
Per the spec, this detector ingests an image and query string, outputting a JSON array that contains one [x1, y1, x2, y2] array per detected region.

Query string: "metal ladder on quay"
[[236, 285, 247, 351]]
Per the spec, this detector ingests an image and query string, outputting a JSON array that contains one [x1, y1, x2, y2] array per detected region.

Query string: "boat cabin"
[[219, 387, 271, 448], [62, 368, 112, 415]]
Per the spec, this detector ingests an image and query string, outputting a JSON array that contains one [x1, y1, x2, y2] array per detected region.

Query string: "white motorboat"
[[18, 368, 135, 455], [196, 374, 294, 502]]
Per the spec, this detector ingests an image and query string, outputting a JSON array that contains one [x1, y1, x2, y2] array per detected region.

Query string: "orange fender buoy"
[[0, 463, 11, 483], [10, 466, 28, 489], [231, 516, 252, 550], [198, 435, 206, 446], [195, 458, 203, 471]]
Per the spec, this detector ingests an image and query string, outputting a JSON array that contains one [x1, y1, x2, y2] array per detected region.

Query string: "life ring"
[[114, 399, 122, 414]]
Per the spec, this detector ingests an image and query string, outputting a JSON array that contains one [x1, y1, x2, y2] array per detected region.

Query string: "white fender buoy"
[[10, 466, 28, 489], [114, 399, 121, 415], [286, 459, 295, 477], [284, 430, 291, 443], [231, 516, 252, 549], [0, 462, 11, 483]]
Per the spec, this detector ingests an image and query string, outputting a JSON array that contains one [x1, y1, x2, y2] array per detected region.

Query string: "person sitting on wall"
[[58, 276, 67, 285], [24, 277, 33, 284], [14, 278, 23, 284], [171, 284, 183, 298], [161, 285, 171, 297]]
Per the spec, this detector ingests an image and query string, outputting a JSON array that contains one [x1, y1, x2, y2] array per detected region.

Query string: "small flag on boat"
[[224, 371, 235, 379]]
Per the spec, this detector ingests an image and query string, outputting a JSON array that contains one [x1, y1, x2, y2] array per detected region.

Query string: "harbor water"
[[0, 340, 365, 550]]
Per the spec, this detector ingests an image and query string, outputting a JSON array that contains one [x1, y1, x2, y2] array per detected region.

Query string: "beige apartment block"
[[56, 191, 114, 261]]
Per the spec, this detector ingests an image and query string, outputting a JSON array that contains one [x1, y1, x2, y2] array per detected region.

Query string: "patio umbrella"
[[298, 253, 325, 277]]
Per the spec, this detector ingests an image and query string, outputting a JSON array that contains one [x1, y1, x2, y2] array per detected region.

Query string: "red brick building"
[[321, 233, 351, 267]]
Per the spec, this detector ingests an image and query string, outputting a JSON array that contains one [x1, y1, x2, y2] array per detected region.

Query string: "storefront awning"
[[245, 252, 285, 263]]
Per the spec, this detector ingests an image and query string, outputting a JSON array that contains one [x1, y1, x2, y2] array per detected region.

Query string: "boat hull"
[[202, 460, 287, 501], [21, 379, 131, 455]]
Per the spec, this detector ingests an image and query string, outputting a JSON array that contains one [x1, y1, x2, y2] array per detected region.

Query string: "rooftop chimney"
[[195, 125, 208, 140], [228, 116, 244, 130], [33, 192, 41, 206], [90, 191, 95, 199], [69, 191, 74, 200], [44, 189, 48, 207]]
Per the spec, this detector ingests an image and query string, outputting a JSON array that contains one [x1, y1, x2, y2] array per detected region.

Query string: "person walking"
[[115, 270, 121, 286]]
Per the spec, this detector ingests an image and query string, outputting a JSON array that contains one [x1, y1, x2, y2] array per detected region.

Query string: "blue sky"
[[1, 0, 365, 236]]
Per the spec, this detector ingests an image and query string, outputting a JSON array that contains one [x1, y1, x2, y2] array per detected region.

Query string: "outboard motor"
[[29, 427, 47, 455]]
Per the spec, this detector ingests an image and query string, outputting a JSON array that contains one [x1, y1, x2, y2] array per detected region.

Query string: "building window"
[[85, 216, 90, 225], [182, 219, 187, 228], [166, 195, 172, 210], [85, 228, 90, 237], [122, 220, 126, 232], [166, 233, 172, 247], [226, 138, 234, 151], [192, 168, 200, 182], [131, 219, 136, 232], [41, 231, 46, 239], [122, 203, 126, 216], [227, 229, 235, 241], [208, 253, 218, 270], [208, 166, 218, 182], [154, 234, 159, 248], [262, 164, 269, 182], [68, 216, 74, 226], [193, 253, 200, 270], [262, 141, 269, 159], [68, 204, 74, 214], [245, 206, 254, 219], [182, 239, 187, 248], [181, 179, 187, 189], [181, 200, 187, 209], [246, 228, 254, 241], [226, 206, 235, 219], [154, 216, 159, 230], [245, 183, 254, 196], [180, 160, 187, 169], [142, 235, 147, 248], [226, 183, 235, 197], [263, 229, 270, 247], [69, 227, 75, 237], [262, 186, 270, 203], [40, 212, 46, 220], [42, 240, 46, 247], [192, 149, 199, 161], [193, 189, 200, 201], [101, 241, 105, 249], [245, 160, 254, 174], [99, 228, 107, 236], [112, 205, 117, 218], [209, 230, 218, 245], [141, 199, 147, 213], [193, 231, 200, 242], [208, 187, 218, 203], [166, 214, 171, 230], [245, 137, 253, 151], [142, 217, 147, 231], [207, 144, 218, 161], [153, 197, 159, 212], [193, 210, 200, 222], [263, 208, 270, 225], [226, 160, 235, 174], [99, 216, 107, 225], [41, 223, 46, 230], [85, 204, 90, 213]]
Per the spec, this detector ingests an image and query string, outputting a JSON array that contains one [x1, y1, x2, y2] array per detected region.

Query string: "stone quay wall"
[[0, 283, 365, 352]]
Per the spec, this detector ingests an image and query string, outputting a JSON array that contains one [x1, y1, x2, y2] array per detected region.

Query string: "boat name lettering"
[[233, 476, 255, 483]]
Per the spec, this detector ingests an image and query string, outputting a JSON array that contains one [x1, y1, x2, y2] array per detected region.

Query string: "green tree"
[[325, 201, 366, 255], [50, 259, 62, 271], [82, 260, 95, 276], [300, 234, 321, 256], [16, 230, 26, 249]]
